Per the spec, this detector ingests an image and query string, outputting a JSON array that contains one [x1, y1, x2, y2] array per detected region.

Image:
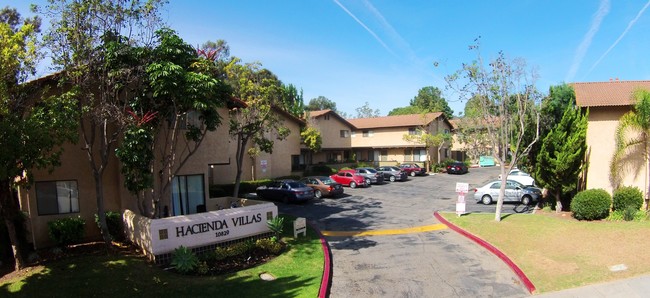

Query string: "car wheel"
[[350, 181, 357, 188], [410, 171, 416, 177], [521, 195, 531, 205], [314, 190, 322, 199], [365, 178, 371, 186], [481, 195, 493, 205], [389, 175, 396, 182]]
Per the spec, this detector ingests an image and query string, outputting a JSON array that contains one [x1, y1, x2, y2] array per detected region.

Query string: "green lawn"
[[441, 211, 650, 293], [0, 217, 324, 298]]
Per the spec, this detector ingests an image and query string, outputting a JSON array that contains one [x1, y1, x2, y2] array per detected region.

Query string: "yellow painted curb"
[[321, 223, 448, 237]]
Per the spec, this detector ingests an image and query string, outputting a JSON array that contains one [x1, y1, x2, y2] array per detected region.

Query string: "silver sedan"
[[473, 180, 542, 205]]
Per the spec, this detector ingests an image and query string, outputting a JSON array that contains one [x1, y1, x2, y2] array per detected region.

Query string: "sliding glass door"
[[171, 174, 205, 216]]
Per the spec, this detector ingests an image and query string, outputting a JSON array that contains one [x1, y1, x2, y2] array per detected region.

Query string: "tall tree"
[[447, 45, 540, 222], [306, 95, 338, 112], [0, 7, 78, 270], [280, 83, 305, 118], [354, 101, 380, 118], [115, 29, 228, 218], [37, 0, 166, 244], [389, 86, 453, 118], [523, 84, 575, 174], [535, 104, 587, 212], [611, 89, 650, 209], [410, 86, 453, 118], [225, 59, 290, 198]]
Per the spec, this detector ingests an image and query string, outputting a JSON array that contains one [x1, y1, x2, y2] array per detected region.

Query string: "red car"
[[399, 163, 428, 176], [330, 169, 368, 188]]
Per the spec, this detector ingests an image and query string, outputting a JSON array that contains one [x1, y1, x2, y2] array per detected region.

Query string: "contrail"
[[566, 0, 610, 82], [587, 0, 650, 74], [333, 0, 397, 57]]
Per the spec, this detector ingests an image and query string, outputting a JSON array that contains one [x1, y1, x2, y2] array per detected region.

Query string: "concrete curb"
[[433, 211, 536, 294], [308, 221, 332, 298]]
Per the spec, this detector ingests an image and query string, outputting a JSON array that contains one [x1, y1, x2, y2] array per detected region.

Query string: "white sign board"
[[455, 182, 469, 193], [294, 217, 306, 238], [148, 203, 277, 255], [456, 202, 466, 216]]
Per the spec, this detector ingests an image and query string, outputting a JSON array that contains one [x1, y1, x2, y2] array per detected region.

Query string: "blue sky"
[[7, 0, 650, 117]]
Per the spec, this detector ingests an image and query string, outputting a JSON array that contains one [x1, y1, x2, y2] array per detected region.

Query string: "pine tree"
[[535, 104, 588, 212]]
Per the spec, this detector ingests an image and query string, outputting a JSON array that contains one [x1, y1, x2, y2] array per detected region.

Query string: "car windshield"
[[389, 166, 400, 171], [319, 177, 335, 184], [364, 168, 377, 173]]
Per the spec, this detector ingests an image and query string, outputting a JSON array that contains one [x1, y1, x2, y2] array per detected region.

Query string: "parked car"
[[446, 161, 469, 174], [330, 169, 368, 188], [399, 163, 428, 176], [376, 166, 408, 182], [355, 167, 385, 185], [300, 176, 344, 199], [498, 169, 535, 186], [473, 180, 542, 205], [256, 180, 314, 203]]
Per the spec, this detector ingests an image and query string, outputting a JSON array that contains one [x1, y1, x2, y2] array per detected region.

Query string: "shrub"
[[607, 209, 648, 221], [256, 238, 283, 255], [570, 189, 611, 220], [196, 261, 209, 275], [612, 186, 643, 211], [306, 164, 335, 176], [267, 216, 285, 238], [214, 241, 254, 260], [94, 211, 124, 241], [47, 216, 86, 247], [624, 206, 638, 221], [171, 246, 198, 274]]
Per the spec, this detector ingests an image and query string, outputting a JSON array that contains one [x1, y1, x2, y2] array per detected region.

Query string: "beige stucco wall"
[[584, 106, 647, 196], [312, 115, 352, 149]]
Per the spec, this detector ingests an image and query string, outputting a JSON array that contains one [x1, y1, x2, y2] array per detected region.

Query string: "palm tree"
[[611, 89, 650, 209]]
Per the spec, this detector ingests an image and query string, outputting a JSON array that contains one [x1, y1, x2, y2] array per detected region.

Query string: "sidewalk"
[[535, 274, 650, 297]]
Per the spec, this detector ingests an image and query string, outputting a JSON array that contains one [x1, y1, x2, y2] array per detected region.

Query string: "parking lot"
[[278, 166, 531, 297]]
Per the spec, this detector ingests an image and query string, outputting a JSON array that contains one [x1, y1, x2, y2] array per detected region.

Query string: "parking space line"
[[321, 223, 447, 237]]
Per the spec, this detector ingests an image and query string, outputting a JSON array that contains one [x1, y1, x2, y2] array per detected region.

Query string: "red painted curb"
[[308, 221, 332, 298], [433, 211, 536, 294]]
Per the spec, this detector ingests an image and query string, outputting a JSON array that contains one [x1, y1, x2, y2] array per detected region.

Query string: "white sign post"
[[455, 182, 469, 216], [294, 217, 306, 238]]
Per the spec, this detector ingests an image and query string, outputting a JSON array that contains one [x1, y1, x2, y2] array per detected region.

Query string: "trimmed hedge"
[[94, 211, 125, 241], [47, 216, 86, 246], [612, 186, 643, 211], [570, 189, 611, 221]]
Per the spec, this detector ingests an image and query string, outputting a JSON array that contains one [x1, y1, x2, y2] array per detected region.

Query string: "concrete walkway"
[[535, 274, 650, 297]]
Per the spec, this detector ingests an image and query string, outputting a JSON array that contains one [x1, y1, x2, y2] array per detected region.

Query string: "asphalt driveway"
[[279, 166, 531, 297]]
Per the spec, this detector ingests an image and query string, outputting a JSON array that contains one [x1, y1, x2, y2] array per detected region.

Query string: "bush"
[[256, 238, 283, 255], [305, 164, 335, 176], [570, 189, 611, 220], [47, 216, 86, 247], [612, 186, 643, 211], [267, 216, 285, 238], [171, 246, 198, 274], [607, 209, 648, 221], [94, 211, 124, 242], [624, 206, 638, 221], [213, 241, 254, 261]]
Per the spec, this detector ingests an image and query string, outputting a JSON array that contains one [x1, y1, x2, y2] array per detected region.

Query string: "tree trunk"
[[0, 182, 25, 271], [94, 171, 112, 246], [233, 135, 249, 198], [555, 189, 562, 213], [494, 163, 507, 222]]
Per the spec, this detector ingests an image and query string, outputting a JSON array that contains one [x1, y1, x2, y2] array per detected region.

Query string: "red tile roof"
[[347, 112, 444, 129], [573, 80, 650, 107]]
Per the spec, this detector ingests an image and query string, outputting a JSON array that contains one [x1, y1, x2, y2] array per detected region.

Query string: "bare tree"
[[447, 45, 540, 221]]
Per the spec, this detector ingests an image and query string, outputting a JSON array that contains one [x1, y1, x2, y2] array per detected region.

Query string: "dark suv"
[[399, 163, 427, 176]]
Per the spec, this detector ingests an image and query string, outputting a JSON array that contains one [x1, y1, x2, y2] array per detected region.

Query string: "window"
[[404, 149, 412, 161], [408, 127, 421, 135], [380, 149, 388, 161], [351, 131, 356, 138], [340, 130, 350, 138], [36, 180, 79, 215], [172, 175, 205, 216], [362, 130, 374, 137], [444, 129, 450, 134], [324, 114, 330, 120], [176, 110, 203, 130]]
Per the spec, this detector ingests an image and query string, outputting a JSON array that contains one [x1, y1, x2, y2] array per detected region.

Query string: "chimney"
[[616, 77, 619, 82]]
